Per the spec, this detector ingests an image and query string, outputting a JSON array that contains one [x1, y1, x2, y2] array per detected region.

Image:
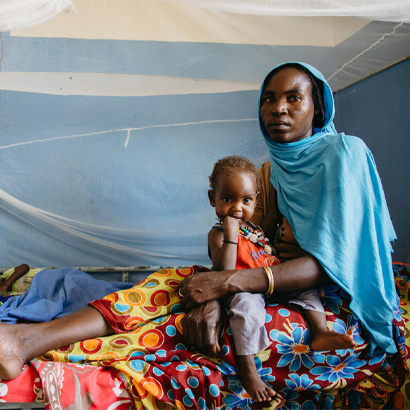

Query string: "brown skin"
[[180, 255, 331, 309], [305, 309, 356, 351], [208, 170, 259, 271], [0, 306, 112, 380], [0, 264, 30, 293], [259, 67, 316, 144], [183, 300, 223, 355]]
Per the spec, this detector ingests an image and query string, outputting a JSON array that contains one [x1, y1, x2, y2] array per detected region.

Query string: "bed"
[[0, 263, 409, 409]]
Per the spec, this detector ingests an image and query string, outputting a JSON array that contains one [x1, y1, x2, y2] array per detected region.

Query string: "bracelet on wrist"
[[263, 266, 275, 295], [223, 240, 238, 245]]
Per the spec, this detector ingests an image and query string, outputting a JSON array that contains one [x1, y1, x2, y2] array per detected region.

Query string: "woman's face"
[[260, 67, 316, 143]]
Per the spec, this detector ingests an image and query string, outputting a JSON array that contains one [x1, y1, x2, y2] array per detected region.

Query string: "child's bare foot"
[[311, 330, 356, 352], [0, 322, 29, 380], [237, 354, 275, 402]]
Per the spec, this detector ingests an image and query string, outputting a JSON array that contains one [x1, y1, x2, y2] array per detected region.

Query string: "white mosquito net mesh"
[[1, 0, 409, 267]]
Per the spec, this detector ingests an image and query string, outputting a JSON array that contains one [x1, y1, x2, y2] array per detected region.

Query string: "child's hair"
[[209, 155, 259, 190]]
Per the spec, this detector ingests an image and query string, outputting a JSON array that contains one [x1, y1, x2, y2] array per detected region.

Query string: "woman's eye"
[[289, 95, 302, 102], [262, 96, 273, 103]]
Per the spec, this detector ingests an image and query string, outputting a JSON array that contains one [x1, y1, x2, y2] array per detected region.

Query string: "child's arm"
[[208, 216, 239, 271]]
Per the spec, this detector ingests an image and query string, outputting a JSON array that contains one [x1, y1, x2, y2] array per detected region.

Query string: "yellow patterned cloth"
[[41, 266, 212, 409]]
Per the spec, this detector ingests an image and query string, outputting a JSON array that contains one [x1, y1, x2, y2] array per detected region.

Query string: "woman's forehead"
[[263, 67, 312, 93]]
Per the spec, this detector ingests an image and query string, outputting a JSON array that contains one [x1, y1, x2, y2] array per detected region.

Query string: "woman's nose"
[[270, 99, 287, 115]]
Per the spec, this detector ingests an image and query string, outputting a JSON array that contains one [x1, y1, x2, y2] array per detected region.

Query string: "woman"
[[181, 61, 398, 358], [0, 62, 401, 405]]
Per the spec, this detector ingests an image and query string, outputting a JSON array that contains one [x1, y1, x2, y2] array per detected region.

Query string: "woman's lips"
[[268, 120, 290, 128]]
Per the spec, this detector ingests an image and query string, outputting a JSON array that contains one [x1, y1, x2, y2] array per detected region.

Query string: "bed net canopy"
[[0, 0, 409, 268]]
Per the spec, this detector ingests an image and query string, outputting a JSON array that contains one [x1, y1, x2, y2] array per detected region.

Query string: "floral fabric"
[[392, 263, 410, 409], [44, 265, 409, 409]]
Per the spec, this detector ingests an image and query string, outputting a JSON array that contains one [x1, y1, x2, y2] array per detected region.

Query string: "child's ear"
[[208, 190, 216, 207]]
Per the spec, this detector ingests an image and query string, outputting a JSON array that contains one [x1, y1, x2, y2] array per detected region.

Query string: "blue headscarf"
[[259, 62, 397, 354]]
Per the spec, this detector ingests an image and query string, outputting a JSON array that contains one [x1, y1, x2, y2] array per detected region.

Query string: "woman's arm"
[[179, 255, 331, 310]]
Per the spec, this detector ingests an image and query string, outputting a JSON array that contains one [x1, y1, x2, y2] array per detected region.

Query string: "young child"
[[207, 155, 356, 403]]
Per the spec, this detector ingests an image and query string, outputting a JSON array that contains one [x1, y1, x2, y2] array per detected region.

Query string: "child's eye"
[[243, 198, 252, 204], [222, 197, 231, 203]]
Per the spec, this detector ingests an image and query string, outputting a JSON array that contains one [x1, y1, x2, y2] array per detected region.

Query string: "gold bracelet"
[[263, 266, 274, 295]]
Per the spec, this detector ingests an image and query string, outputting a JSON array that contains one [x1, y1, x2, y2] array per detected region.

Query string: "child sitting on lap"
[[207, 155, 356, 403]]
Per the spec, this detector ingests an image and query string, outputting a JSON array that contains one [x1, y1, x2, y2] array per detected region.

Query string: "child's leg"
[[290, 289, 356, 351], [304, 309, 356, 351], [236, 353, 276, 402], [223, 292, 275, 402]]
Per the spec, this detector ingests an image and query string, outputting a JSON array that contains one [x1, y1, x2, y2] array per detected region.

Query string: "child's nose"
[[231, 201, 242, 211]]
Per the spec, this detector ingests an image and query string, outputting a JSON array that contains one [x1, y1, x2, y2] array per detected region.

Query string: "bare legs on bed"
[[0, 306, 112, 380]]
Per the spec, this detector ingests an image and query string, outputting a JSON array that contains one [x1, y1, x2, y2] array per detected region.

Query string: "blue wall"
[[334, 58, 410, 263]]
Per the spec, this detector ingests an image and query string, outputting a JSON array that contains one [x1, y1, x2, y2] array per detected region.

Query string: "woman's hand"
[[179, 270, 234, 310], [179, 256, 330, 310], [182, 300, 223, 357], [178, 265, 273, 310]]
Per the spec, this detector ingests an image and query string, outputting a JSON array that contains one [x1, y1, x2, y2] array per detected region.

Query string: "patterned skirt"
[[40, 264, 409, 410]]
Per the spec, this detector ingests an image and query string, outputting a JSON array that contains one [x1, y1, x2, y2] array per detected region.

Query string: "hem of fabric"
[[89, 300, 122, 334]]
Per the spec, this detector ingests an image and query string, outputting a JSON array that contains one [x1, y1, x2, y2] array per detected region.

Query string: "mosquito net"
[[1, 0, 409, 267]]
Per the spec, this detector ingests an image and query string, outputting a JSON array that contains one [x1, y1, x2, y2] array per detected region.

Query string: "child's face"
[[209, 171, 258, 224]]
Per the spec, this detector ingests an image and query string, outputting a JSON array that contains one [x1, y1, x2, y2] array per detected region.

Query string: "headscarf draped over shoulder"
[[259, 62, 397, 354]]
